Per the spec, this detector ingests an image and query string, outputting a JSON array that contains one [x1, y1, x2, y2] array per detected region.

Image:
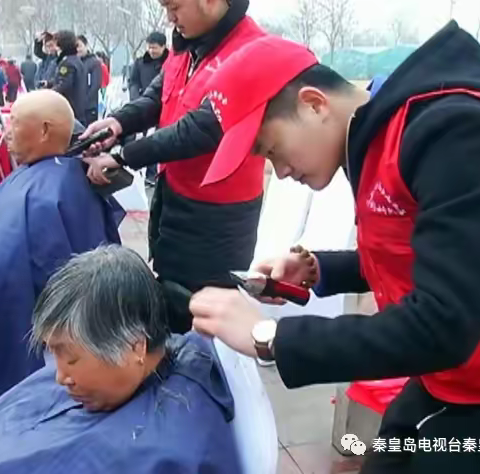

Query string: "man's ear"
[[41, 122, 50, 142], [297, 86, 328, 115]]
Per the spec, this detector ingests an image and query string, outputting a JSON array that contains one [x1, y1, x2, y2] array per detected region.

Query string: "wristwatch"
[[252, 319, 277, 362], [108, 144, 125, 166]]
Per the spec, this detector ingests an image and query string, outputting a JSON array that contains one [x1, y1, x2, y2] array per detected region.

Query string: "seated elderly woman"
[[0, 246, 241, 474]]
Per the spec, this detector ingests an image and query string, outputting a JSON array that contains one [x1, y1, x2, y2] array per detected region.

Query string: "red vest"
[[159, 17, 265, 204], [357, 88, 480, 404]]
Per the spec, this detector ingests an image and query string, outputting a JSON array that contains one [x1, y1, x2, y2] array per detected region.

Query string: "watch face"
[[252, 319, 277, 344]]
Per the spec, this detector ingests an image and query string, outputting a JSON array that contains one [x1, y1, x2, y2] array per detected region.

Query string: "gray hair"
[[31, 245, 169, 365]]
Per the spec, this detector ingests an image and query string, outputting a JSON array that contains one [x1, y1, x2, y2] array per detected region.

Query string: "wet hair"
[[54, 30, 78, 56], [77, 34, 88, 46], [146, 32, 167, 46], [265, 63, 353, 121], [31, 245, 170, 365]]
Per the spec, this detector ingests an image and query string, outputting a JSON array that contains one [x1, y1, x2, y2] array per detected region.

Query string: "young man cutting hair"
[[190, 21, 480, 473]]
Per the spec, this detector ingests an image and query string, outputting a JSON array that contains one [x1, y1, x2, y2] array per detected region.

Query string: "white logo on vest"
[[367, 181, 406, 216]]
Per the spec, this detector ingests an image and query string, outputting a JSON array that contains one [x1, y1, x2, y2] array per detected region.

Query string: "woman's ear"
[[132, 339, 147, 365]]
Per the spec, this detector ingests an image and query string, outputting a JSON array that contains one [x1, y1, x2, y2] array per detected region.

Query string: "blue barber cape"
[[0, 156, 122, 395], [0, 333, 241, 474]]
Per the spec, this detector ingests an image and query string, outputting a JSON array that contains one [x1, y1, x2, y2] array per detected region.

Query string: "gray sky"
[[247, 0, 480, 42]]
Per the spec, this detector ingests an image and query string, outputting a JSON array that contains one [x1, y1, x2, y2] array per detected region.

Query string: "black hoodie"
[[274, 22, 480, 392]]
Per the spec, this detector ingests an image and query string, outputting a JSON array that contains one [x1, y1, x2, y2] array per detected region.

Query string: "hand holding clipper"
[[230, 271, 311, 306]]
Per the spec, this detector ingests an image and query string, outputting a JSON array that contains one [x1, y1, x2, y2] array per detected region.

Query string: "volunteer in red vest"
[[190, 24, 480, 473], [81, 0, 265, 334]]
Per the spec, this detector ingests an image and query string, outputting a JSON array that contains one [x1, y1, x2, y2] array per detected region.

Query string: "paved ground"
[[119, 211, 363, 474]]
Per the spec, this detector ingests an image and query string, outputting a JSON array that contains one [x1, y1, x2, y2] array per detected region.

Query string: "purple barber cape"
[[0, 332, 241, 474], [0, 156, 122, 395]]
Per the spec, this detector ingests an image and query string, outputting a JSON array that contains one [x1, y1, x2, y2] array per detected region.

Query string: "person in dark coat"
[[129, 32, 168, 101], [129, 32, 169, 185], [20, 54, 37, 92], [76, 35, 102, 126], [49, 31, 87, 125], [81, 0, 266, 334], [5, 60, 21, 103], [34, 32, 57, 89]]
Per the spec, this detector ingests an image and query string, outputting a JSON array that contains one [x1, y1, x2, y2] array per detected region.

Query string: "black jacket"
[[20, 60, 37, 85], [112, 0, 259, 292], [51, 53, 87, 125], [33, 39, 57, 87], [274, 22, 480, 391], [129, 49, 169, 101], [81, 53, 102, 112]]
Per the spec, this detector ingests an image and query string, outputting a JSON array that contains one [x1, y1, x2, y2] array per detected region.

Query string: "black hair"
[[146, 31, 167, 46], [54, 30, 78, 56], [77, 34, 88, 46], [265, 63, 352, 120]]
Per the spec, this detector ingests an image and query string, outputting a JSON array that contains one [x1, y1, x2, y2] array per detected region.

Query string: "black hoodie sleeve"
[[112, 71, 164, 136], [120, 99, 222, 170], [312, 250, 370, 296], [274, 97, 480, 388]]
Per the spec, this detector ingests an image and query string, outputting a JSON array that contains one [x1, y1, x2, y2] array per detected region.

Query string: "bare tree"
[[258, 20, 291, 38], [390, 18, 405, 46], [291, 0, 322, 48], [143, 0, 169, 36], [89, 0, 123, 59], [2, 0, 60, 55], [317, 0, 354, 65], [118, 0, 168, 61]]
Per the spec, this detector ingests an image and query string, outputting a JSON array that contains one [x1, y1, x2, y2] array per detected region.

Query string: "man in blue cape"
[[0, 90, 121, 395]]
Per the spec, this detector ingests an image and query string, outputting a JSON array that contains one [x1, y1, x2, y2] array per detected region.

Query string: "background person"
[[129, 31, 169, 185], [77, 35, 102, 125], [34, 32, 57, 89], [49, 30, 87, 125], [5, 60, 21, 103], [129, 31, 169, 101], [20, 54, 37, 92]]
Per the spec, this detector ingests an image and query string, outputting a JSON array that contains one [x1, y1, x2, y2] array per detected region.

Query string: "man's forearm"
[[121, 100, 222, 170], [312, 250, 370, 297]]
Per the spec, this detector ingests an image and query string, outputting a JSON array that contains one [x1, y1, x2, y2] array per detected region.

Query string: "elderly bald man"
[[0, 90, 121, 395]]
